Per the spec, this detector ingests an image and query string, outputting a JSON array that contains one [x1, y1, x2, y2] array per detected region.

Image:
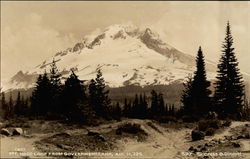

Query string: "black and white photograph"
[[0, 1, 250, 158]]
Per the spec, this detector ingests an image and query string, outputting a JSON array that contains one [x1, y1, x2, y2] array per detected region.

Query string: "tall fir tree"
[[158, 93, 165, 116], [181, 74, 193, 115], [214, 22, 244, 119], [165, 103, 169, 116], [132, 94, 139, 118], [88, 79, 97, 110], [1, 92, 8, 119], [15, 91, 22, 116], [142, 93, 148, 118], [62, 70, 87, 120], [123, 98, 129, 117], [49, 59, 62, 113], [114, 102, 122, 120], [192, 47, 211, 116], [31, 72, 52, 116], [150, 90, 158, 117], [8, 92, 13, 117], [89, 69, 111, 118]]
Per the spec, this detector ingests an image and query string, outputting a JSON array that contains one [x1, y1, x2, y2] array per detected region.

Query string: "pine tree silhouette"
[[132, 94, 139, 118], [31, 72, 52, 116], [214, 22, 245, 119], [88, 79, 97, 112], [8, 92, 13, 117], [49, 59, 62, 114], [171, 104, 175, 116], [158, 93, 165, 116], [114, 102, 122, 120], [142, 93, 148, 118], [62, 70, 87, 121], [165, 103, 169, 116], [181, 74, 193, 115], [192, 47, 211, 116], [150, 90, 158, 118], [89, 69, 111, 118], [1, 92, 8, 119], [15, 92, 22, 116], [123, 98, 129, 117]]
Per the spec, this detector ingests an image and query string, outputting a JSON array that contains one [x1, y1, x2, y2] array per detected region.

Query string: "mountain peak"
[[103, 24, 140, 39], [4, 23, 219, 91]]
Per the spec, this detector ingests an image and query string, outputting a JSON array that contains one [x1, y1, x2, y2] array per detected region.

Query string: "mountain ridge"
[[2, 24, 240, 91]]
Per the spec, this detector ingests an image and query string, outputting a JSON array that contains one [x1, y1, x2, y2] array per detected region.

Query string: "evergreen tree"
[[50, 59, 62, 87], [114, 102, 122, 120], [1, 92, 6, 109], [20, 95, 27, 116], [88, 79, 97, 110], [49, 59, 62, 113], [132, 94, 139, 118], [192, 47, 211, 116], [31, 72, 52, 116], [214, 22, 245, 119], [142, 93, 148, 118], [128, 101, 132, 118], [171, 104, 175, 116], [62, 70, 87, 120], [242, 94, 250, 120], [24, 97, 30, 116], [181, 75, 193, 115], [8, 92, 13, 117], [150, 90, 158, 117], [15, 92, 22, 116], [165, 103, 169, 116], [89, 69, 111, 118], [123, 98, 132, 117], [158, 93, 165, 116], [1, 92, 8, 119]]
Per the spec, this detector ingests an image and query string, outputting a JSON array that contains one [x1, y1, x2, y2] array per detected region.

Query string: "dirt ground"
[[0, 119, 249, 159]]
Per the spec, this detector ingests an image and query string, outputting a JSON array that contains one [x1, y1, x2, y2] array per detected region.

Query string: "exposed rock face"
[[73, 42, 85, 52], [0, 128, 11, 136], [10, 71, 37, 88], [13, 128, 24, 136], [88, 33, 105, 49]]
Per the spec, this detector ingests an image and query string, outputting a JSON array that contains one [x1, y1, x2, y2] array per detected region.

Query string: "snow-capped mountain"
[[4, 24, 219, 91]]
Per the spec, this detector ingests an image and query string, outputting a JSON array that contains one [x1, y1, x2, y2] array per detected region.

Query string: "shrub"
[[191, 130, 205, 141], [222, 120, 232, 127], [198, 119, 221, 132], [116, 122, 147, 135], [205, 128, 216, 136], [209, 120, 221, 129]]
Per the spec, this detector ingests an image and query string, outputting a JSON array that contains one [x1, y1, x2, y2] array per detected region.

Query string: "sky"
[[1, 1, 250, 81]]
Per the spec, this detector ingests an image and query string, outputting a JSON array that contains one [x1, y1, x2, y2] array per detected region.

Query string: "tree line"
[[120, 91, 177, 120], [0, 22, 249, 122]]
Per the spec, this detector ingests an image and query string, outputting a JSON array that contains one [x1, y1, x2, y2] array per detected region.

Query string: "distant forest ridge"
[[3, 81, 250, 109]]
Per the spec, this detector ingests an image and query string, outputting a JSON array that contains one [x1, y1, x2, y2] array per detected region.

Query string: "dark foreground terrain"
[[0, 118, 249, 159]]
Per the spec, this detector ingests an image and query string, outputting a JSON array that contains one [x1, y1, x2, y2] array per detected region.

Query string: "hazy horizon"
[[1, 1, 250, 82]]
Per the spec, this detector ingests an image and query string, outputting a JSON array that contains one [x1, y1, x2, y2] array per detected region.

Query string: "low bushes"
[[197, 119, 221, 132], [192, 119, 232, 141], [116, 122, 147, 135]]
